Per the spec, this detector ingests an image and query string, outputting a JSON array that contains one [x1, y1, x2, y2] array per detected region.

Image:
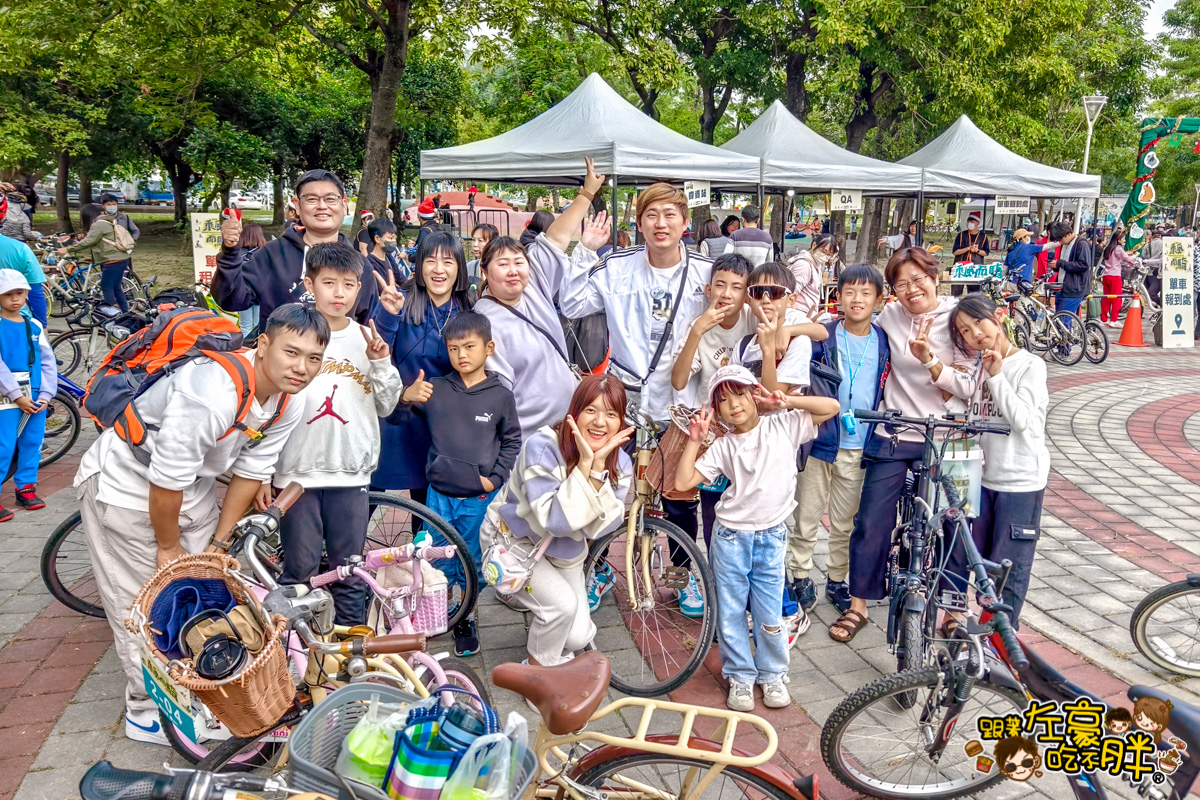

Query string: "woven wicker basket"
[[644, 405, 730, 501], [126, 552, 295, 738]]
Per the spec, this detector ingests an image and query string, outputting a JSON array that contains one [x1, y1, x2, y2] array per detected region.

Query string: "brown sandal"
[[829, 610, 869, 643]]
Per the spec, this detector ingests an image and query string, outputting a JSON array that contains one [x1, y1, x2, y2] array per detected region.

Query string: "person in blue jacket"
[[790, 263, 891, 628], [372, 230, 472, 501], [1004, 227, 1055, 283]]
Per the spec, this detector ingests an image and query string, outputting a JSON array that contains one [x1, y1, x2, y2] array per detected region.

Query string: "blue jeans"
[[238, 305, 260, 337], [712, 521, 790, 684], [1056, 293, 1084, 328], [101, 260, 130, 312], [424, 486, 498, 597], [0, 406, 45, 488]]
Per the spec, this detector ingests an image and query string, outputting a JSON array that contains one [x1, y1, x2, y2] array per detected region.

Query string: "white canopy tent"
[[419, 73, 760, 187], [718, 100, 924, 195], [900, 115, 1102, 199]]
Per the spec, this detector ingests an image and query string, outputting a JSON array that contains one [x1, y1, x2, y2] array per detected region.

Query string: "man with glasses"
[[213, 170, 377, 324]]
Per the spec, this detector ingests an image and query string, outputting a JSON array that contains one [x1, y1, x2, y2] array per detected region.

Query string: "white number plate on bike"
[[138, 641, 198, 742]]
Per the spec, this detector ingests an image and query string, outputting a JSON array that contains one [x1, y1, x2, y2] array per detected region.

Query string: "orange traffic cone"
[[1116, 294, 1150, 348]]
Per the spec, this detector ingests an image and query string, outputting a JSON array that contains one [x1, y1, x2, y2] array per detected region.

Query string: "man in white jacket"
[[560, 182, 711, 615], [75, 304, 327, 747]]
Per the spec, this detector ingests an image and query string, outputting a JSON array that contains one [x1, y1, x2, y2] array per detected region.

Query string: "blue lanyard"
[[838, 324, 874, 403]]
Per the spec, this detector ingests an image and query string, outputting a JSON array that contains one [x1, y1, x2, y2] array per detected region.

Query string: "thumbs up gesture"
[[401, 369, 434, 404]]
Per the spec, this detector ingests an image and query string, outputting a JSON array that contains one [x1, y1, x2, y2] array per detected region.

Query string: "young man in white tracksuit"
[[75, 305, 326, 746]]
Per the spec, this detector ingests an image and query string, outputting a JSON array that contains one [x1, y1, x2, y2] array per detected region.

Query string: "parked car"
[[228, 192, 266, 210], [34, 187, 53, 207], [137, 181, 174, 205], [93, 185, 127, 204], [66, 186, 79, 205]]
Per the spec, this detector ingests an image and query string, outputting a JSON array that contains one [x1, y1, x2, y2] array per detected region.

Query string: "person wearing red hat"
[[951, 211, 989, 296], [414, 197, 440, 250], [356, 208, 375, 257]]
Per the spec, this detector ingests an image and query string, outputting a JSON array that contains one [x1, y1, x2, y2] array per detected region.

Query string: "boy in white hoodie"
[[273, 243, 404, 625]]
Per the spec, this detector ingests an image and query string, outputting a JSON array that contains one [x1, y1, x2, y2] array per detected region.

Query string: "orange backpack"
[[82, 306, 290, 465]]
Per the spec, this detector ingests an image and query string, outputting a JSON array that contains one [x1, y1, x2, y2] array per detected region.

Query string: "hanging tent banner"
[[995, 196, 1031, 215]]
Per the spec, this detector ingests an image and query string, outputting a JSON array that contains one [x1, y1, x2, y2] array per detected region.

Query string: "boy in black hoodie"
[[406, 311, 520, 656]]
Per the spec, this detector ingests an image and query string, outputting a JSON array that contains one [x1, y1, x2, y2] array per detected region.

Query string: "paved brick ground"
[[9, 329, 1200, 799]]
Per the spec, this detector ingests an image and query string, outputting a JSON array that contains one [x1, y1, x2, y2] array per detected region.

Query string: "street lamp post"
[[1075, 94, 1108, 234]]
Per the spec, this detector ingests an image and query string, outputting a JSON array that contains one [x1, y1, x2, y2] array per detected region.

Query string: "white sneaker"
[[125, 708, 170, 746], [786, 609, 810, 647], [762, 679, 790, 708], [727, 680, 754, 712]]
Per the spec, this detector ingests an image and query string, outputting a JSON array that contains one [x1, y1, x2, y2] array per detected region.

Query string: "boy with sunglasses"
[[736, 263, 814, 395]]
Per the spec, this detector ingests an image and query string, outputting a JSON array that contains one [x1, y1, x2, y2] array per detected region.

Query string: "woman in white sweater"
[[483, 375, 634, 666], [945, 294, 1050, 625]]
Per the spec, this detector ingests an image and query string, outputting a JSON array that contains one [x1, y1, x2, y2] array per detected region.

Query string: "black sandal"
[[829, 610, 869, 643]]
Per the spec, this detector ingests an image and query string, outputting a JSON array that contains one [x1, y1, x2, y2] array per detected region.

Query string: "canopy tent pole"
[[612, 176, 619, 244], [916, 189, 925, 247]]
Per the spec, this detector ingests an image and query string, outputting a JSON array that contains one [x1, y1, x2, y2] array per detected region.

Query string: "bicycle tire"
[[1083, 319, 1109, 364], [584, 516, 717, 697], [1049, 311, 1085, 365], [412, 656, 491, 704], [821, 666, 1026, 800], [40, 511, 105, 617], [1009, 307, 1033, 352], [52, 328, 106, 382], [893, 607, 924, 709], [4, 390, 82, 483], [1130, 580, 1200, 677], [1021, 305, 1051, 353], [364, 492, 478, 635], [162, 712, 281, 768], [193, 716, 295, 773], [575, 752, 793, 800]]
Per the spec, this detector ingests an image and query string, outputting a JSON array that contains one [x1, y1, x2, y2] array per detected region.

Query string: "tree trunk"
[[892, 199, 914, 233], [769, 195, 784, 253], [356, 1, 411, 237], [859, 197, 886, 266], [692, 204, 711, 234], [785, 50, 809, 121], [79, 172, 93, 206], [272, 165, 285, 227], [56, 151, 73, 233], [699, 83, 731, 145]]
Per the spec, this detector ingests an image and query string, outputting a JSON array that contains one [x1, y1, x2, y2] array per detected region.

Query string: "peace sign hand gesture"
[[378, 270, 405, 316], [752, 384, 788, 410], [580, 211, 610, 252], [688, 405, 713, 443], [361, 320, 390, 360], [583, 156, 606, 197], [908, 316, 935, 365]]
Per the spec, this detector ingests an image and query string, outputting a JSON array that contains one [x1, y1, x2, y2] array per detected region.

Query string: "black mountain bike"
[[824, 473, 1200, 800], [857, 409, 1011, 708]]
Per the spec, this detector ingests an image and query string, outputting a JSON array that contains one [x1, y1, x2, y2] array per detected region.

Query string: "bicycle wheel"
[[49, 283, 73, 318], [1049, 311, 1085, 365], [575, 753, 793, 800], [163, 712, 286, 769], [584, 516, 717, 697], [411, 656, 491, 704], [893, 607, 924, 709], [193, 713, 297, 774], [1022, 306, 1051, 353], [1009, 307, 1033, 352], [364, 492, 478, 635], [1131, 580, 1200, 677], [52, 328, 105, 381], [40, 511, 105, 617], [821, 666, 1026, 800], [1083, 319, 1109, 364]]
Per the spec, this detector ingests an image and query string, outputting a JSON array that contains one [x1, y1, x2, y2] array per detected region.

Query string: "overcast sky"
[[1146, 0, 1172, 38]]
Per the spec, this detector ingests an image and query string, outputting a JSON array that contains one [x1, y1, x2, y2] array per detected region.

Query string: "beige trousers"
[[78, 474, 220, 713], [788, 448, 865, 583]]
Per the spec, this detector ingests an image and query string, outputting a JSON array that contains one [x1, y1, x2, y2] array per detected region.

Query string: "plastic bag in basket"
[[334, 691, 410, 788], [441, 732, 511, 800]]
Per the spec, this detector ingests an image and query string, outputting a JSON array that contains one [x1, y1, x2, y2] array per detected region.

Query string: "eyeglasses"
[[1004, 758, 1036, 771], [748, 284, 791, 301], [892, 274, 930, 293], [298, 194, 344, 207]]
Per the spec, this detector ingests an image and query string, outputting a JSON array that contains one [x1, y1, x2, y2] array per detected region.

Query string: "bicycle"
[[978, 275, 1032, 351], [853, 409, 1011, 709], [40, 488, 478, 628], [823, 471, 1200, 800], [1130, 576, 1200, 678], [581, 400, 718, 697], [51, 288, 159, 382], [78, 650, 821, 800], [1014, 278, 1086, 365], [150, 485, 487, 768]]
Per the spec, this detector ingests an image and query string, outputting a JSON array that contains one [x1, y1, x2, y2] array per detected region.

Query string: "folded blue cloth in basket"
[[148, 578, 236, 661]]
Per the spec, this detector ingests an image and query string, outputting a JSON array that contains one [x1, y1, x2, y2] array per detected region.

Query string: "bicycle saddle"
[[491, 651, 610, 734], [1128, 685, 1200, 753]]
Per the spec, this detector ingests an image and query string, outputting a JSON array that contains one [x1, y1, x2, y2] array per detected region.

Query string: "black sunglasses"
[[1004, 757, 1036, 771], [748, 284, 790, 301]]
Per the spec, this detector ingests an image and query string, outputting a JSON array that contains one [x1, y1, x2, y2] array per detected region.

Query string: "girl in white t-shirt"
[[675, 365, 838, 712]]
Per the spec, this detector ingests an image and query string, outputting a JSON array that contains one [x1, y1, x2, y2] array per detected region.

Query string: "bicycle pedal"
[[661, 566, 690, 590]]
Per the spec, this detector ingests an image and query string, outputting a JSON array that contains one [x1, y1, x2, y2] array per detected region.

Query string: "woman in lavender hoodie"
[[830, 247, 979, 642]]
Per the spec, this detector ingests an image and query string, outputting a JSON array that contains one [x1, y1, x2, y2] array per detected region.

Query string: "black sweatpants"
[[279, 485, 371, 625], [945, 486, 1044, 628], [664, 497, 700, 567], [848, 440, 925, 601]]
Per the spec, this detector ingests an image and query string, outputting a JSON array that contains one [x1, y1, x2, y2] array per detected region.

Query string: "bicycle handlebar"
[[79, 761, 286, 800], [993, 610, 1028, 671], [854, 408, 1012, 437], [271, 481, 304, 513]]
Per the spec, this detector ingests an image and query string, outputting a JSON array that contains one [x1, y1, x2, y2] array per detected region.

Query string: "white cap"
[[0, 269, 31, 296], [707, 364, 757, 405]]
